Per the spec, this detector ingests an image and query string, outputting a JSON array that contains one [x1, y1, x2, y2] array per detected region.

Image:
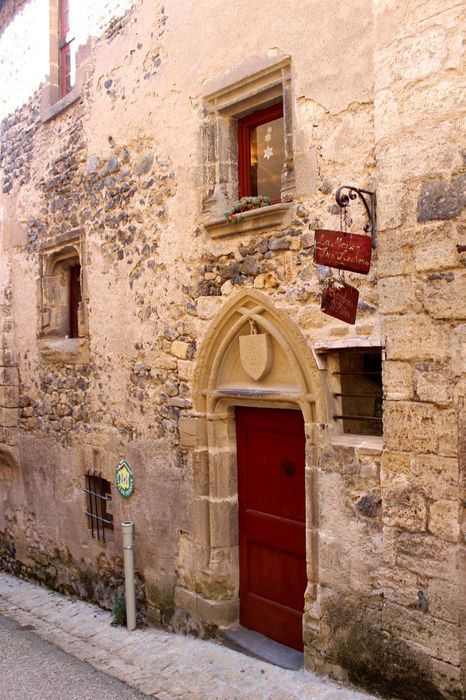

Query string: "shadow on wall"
[[322, 595, 446, 700]]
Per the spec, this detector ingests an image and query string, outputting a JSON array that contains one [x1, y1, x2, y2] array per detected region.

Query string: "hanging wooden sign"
[[321, 278, 359, 325], [314, 229, 372, 274]]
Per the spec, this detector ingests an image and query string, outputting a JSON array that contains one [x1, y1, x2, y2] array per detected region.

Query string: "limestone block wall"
[[373, 1, 466, 697]]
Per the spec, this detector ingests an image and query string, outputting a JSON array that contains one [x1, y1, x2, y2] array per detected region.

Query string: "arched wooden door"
[[236, 407, 307, 650]]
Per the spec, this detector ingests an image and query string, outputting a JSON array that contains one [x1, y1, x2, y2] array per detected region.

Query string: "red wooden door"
[[236, 407, 307, 650]]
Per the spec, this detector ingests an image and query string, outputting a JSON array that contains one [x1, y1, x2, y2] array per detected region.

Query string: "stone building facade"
[[0, 1, 464, 698]]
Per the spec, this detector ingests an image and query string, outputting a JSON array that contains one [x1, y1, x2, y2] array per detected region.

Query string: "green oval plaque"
[[115, 459, 135, 498]]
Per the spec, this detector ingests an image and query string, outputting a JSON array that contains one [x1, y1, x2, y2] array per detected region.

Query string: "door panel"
[[247, 540, 307, 609], [236, 407, 307, 651]]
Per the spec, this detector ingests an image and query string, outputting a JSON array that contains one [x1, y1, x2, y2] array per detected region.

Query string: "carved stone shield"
[[239, 333, 273, 381]]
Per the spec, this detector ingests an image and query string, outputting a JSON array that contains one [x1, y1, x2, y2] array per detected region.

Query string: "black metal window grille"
[[83, 472, 113, 542], [332, 348, 383, 436]]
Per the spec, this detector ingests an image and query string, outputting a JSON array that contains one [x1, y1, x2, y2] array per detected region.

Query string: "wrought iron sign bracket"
[[335, 185, 377, 248]]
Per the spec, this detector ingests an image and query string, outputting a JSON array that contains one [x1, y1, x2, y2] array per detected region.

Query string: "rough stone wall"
[[0, 0, 187, 624], [1, 92, 42, 196], [0, 0, 463, 698]]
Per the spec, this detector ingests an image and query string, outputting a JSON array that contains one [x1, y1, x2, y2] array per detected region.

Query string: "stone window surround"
[[313, 336, 384, 448], [37, 230, 89, 365], [202, 55, 294, 239], [40, 0, 90, 123]]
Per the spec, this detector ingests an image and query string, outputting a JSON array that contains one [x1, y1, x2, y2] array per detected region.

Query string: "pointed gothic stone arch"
[[177, 290, 324, 633], [193, 289, 321, 419]]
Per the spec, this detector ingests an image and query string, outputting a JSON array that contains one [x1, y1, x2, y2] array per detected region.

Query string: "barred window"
[[331, 349, 383, 436], [83, 473, 114, 542]]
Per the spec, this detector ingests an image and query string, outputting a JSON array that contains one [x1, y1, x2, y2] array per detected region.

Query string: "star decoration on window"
[[263, 146, 274, 160]]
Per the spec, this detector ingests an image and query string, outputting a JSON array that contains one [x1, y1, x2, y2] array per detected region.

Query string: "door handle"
[[281, 461, 295, 475]]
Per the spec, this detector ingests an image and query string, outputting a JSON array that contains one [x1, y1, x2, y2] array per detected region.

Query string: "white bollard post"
[[122, 521, 136, 631]]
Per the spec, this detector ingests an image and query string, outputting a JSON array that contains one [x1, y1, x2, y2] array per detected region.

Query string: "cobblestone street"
[[0, 573, 377, 699]]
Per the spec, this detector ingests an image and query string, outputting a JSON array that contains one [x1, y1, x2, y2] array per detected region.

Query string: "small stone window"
[[83, 473, 114, 542], [41, 0, 87, 121], [38, 240, 89, 364], [202, 55, 294, 232], [40, 246, 84, 339], [328, 348, 383, 437]]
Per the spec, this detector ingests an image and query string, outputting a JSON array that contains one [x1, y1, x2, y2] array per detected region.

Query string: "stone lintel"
[[313, 336, 383, 352], [40, 229, 83, 251], [203, 55, 291, 113]]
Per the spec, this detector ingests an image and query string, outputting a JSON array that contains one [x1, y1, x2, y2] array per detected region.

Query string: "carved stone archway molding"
[[176, 290, 324, 634]]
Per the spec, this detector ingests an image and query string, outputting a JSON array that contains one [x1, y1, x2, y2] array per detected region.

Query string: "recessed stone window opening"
[[40, 246, 85, 340], [41, 0, 87, 121], [83, 472, 114, 542], [46, 0, 77, 105], [202, 56, 294, 224], [329, 348, 383, 436]]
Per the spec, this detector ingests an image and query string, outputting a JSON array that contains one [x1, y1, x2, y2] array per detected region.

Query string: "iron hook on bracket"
[[335, 185, 377, 248]]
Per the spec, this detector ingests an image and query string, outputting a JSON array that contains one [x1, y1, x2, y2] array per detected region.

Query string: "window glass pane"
[[250, 116, 284, 200]]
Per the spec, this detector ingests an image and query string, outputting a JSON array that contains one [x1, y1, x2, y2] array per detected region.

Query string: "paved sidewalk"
[[0, 572, 376, 699], [0, 613, 146, 699]]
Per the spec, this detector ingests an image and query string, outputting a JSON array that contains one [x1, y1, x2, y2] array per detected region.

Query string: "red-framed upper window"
[[59, 0, 75, 98], [238, 102, 284, 202], [69, 263, 81, 338]]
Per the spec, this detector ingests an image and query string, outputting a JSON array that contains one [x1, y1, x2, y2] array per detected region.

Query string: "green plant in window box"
[[224, 196, 271, 223]]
